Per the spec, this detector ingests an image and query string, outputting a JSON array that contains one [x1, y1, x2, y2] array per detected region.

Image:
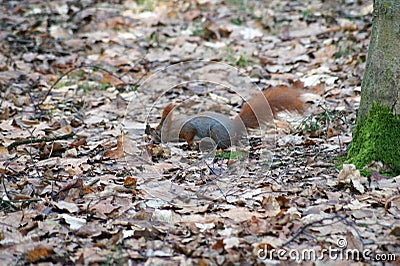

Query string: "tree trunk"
[[357, 0, 400, 120], [348, 0, 400, 174]]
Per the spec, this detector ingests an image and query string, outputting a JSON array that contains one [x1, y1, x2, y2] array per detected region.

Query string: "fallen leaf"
[[53, 201, 79, 213], [57, 178, 84, 200], [223, 237, 239, 249], [212, 239, 224, 251], [59, 214, 86, 230], [123, 176, 137, 189], [220, 207, 262, 223], [27, 246, 54, 263], [338, 164, 365, 193], [0, 146, 9, 159], [261, 195, 281, 215], [246, 216, 270, 235], [104, 135, 136, 159], [195, 222, 215, 232]]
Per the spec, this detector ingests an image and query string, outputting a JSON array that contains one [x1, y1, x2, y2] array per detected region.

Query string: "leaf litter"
[[0, 0, 398, 265]]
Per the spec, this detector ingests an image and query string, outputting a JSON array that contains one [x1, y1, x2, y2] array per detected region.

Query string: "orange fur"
[[178, 126, 197, 147], [155, 103, 175, 131], [263, 85, 304, 115], [239, 85, 304, 128]]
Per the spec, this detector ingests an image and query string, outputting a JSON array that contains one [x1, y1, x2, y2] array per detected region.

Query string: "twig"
[[7, 132, 75, 151], [7, 198, 41, 204], [26, 128, 43, 180], [280, 214, 347, 248], [1, 173, 17, 212], [88, 178, 100, 186], [38, 63, 147, 108]]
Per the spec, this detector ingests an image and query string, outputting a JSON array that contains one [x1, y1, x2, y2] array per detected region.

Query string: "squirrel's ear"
[[161, 103, 176, 118]]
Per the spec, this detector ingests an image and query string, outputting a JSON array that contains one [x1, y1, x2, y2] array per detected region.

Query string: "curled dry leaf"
[[104, 134, 136, 159], [104, 135, 126, 159], [385, 194, 400, 212], [338, 164, 366, 193]]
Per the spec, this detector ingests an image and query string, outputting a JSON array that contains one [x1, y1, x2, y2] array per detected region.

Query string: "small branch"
[[1, 173, 18, 212], [7, 132, 75, 151], [280, 214, 347, 248], [26, 128, 43, 180], [39, 62, 146, 106]]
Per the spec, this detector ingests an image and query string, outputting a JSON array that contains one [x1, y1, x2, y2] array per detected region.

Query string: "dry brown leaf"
[[0, 107, 10, 120], [389, 226, 400, 237], [27, 246, 54, 263], [57, 178, 84, 200], [338, 164, 366, 193], [123, 176, 137, 189], [69, 138, 87, 149], [212, 239, 224, 251], [0, 0, 394, 265], [89, 198, 121, 219], [261, 195, 281, 216], [385, 195, 400, 212], [82, 185, 96, 195], [246, 216, 270, 235], [53, 200, 79, 213], [345, 230, 363, 251], [220, 207, 262, 223], [100, 73, 125, 87], [104, 135, 125, 159]]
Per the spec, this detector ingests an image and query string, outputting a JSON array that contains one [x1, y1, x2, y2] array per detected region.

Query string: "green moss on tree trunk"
[[348, 103, 400, 175]]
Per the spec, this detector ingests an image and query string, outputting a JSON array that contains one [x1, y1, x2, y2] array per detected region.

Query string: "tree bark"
[[357, 0, 400, 121], [348, 0, 400, 174]]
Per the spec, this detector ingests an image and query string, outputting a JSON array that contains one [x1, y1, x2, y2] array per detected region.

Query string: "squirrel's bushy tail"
[[236, 91, 272, 128], [237, 85, 305, 128], [263, 85, 304, 116]]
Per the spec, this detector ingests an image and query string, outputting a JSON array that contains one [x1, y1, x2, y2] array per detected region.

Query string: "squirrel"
[[151, 85, 306, 149]]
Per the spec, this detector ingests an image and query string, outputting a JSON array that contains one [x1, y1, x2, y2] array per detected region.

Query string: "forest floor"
[[0, 0, 399, 265]]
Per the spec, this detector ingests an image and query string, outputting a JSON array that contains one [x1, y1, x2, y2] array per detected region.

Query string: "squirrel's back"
[[181, 112, 245, 148]]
